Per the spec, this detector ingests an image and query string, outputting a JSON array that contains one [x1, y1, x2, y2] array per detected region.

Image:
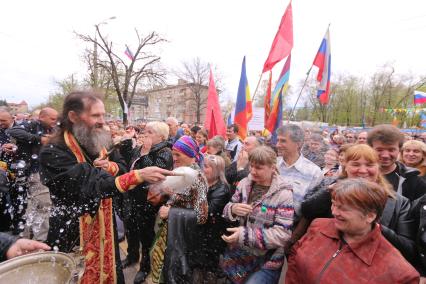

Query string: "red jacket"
[[285, 218, 419, 284]]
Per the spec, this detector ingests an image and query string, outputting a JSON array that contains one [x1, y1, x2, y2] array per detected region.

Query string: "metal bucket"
[[0, 251, 78, 284]]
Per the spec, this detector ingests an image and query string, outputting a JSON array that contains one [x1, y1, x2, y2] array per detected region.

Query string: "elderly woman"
[[301, 144, 417, 268], [118, 121, 174, 284], [193, 154, 231, 281], [400, 140, 426, 178], [148, 135, 208, 283], [286, 179, 419, 283], [221, 146, 293, 284]]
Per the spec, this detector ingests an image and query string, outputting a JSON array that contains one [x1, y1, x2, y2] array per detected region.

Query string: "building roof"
[[7, 100, 28, 106]]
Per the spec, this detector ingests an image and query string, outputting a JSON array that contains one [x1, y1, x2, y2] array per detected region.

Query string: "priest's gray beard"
[[72, 122, 112, 156]]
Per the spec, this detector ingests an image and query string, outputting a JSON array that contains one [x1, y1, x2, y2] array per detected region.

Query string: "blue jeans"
[[245, 268, 281, 284]]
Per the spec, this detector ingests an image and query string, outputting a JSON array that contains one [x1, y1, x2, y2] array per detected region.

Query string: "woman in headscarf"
[[148, 135, 208, 283]]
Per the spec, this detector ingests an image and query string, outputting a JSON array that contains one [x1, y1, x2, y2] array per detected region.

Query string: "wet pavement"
[[119, 240, 138, 283]]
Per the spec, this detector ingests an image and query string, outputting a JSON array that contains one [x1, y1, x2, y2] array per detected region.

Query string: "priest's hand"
[[137, 167, 174, 183], [94, 158, 110, 171]]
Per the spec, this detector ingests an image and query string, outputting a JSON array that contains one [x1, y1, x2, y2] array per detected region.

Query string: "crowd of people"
[[0, 90, 426, 283]]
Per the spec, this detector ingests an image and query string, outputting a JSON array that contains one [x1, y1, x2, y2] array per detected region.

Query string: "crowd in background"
[[0, 94, 426, 283]]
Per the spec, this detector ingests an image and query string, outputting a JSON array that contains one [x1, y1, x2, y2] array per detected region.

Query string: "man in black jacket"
[[0, 109, 16, 232], [367, 124, 426, 201], [7, 107, 58, 240]]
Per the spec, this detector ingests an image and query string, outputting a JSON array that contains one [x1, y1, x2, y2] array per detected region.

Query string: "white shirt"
[[277, 154, 322, 218], [225, 138, 242, 162]]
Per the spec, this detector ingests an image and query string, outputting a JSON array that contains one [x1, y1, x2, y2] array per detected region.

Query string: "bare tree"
[[174, 57, 223, 124], [76, 26, 166, 125]]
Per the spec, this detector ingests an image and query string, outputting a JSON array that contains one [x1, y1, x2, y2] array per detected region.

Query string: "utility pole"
[[93, 36, 98, 88]]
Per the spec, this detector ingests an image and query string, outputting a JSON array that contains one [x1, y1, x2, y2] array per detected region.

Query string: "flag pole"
[[250, 73, 264, 102], [288, 67, 312, 120]]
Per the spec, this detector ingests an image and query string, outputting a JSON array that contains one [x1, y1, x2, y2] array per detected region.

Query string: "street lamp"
[[93, 16, 116, 88]]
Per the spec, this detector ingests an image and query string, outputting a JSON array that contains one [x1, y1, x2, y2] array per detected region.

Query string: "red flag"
[[204, 68, 226, 138], [262, 1, 293, 73], [264, 71, 272, 128], [208, 110, 218, 139]]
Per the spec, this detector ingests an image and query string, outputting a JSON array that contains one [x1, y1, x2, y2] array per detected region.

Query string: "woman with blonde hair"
[[194, 154, 231, 281], [400, 140, 426, 178], [118, 121, 174, 284], [300, 144, 417, 268]]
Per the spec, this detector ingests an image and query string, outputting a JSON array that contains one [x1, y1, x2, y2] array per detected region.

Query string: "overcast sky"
[[1, 0, 425, 108]]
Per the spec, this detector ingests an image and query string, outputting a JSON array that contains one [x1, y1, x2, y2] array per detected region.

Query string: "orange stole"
[[64, 131, 117, 284]]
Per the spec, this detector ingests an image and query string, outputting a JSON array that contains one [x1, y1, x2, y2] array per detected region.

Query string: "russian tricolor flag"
[[414, 91, 426, 105], [124, 45, 134, 61], [312, 28, 331, 105]]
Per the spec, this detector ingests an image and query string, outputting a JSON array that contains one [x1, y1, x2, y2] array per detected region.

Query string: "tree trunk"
[[122, 111, 128, 126]]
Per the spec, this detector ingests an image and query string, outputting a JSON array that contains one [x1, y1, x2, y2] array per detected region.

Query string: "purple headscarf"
[[172, 135, 204, 167]]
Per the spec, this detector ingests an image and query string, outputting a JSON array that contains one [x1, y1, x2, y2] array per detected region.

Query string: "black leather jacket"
[[118, 140, 173, 205], [163, 208, 199, 284], [301, 177, 417, 265], [393, 161, 426, 202], [199, 181, 231, 260], [7, 120, 54, 173], [411, 194, 426, 275]]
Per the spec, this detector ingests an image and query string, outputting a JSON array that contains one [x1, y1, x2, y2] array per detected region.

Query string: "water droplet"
[[31, 154, 38, 159], [53, 246, 59, 253], [59, 228, 64, 233]]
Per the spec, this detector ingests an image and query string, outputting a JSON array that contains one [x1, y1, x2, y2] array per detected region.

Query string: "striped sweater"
[[223, 173, 294, 270]]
